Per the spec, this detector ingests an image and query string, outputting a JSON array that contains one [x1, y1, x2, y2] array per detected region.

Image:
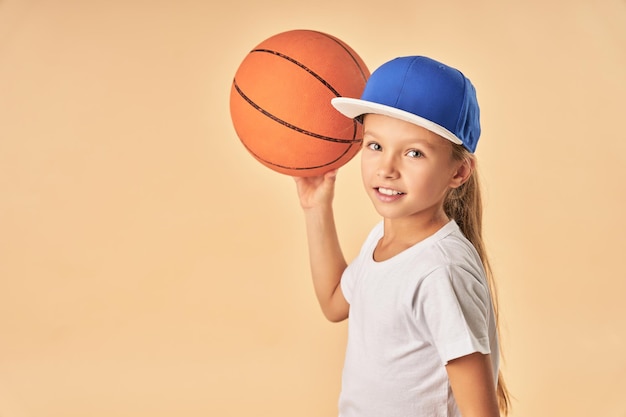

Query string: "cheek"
[[360, 152, 374, 176], [407, 165, 452, 193]]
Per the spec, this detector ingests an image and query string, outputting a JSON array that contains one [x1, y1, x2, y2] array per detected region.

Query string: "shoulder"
[[341, 221, 382, 297], [364, 221, 384, 244], [416, 223, 489, 299], [426, 222, 484, 274], [353, 221, 384, 260]]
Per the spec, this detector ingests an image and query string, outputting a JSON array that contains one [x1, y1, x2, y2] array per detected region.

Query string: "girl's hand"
[[293, 169, 338, 210]]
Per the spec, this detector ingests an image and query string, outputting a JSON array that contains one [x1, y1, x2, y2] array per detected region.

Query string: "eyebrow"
[[363, 130, 438, 149]]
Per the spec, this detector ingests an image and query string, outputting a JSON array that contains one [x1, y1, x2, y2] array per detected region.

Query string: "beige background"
[[1, 0, 625, 416]]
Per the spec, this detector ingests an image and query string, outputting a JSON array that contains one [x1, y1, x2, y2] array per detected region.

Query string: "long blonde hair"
[[444, 144, 511, 415]]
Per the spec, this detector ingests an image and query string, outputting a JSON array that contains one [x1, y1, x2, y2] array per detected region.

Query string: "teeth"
[[378, 187, 404, 196]]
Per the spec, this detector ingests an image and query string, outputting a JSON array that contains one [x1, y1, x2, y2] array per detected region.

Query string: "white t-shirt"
[[339, 220, 499, 417]]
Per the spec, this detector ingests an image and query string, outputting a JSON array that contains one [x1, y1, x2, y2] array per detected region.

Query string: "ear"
[[449, 156, 475, 189]]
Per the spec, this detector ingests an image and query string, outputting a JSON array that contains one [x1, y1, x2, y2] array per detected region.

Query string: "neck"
[[384, 214, 448, 241], [376, 209, 450, 261]]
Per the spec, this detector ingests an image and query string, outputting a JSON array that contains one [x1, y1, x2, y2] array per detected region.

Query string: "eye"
[[406, 149, 423, 158], [366, 142, 382, 151]]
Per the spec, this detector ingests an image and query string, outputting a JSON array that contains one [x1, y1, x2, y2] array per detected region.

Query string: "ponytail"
[[444, 145, 511, 415]]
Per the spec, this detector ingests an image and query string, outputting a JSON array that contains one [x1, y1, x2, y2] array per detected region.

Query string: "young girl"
[[294, 56, 510, 417]]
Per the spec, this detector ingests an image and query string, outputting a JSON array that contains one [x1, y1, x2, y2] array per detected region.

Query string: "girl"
[[294, 56, 510, 417]]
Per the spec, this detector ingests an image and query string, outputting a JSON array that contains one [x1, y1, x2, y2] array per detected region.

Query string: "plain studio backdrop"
[[1, 1, 625, 416]]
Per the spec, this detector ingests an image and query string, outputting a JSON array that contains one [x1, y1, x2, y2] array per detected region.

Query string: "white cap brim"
[[331, 97, 463, 146]]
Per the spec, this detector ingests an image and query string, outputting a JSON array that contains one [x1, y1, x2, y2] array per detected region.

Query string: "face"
[[361, 114, 466, 223]]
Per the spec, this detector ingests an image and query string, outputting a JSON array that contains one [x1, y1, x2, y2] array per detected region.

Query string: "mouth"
[[376, 187, 405, 196]]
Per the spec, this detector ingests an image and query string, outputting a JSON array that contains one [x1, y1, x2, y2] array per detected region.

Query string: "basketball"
[[229, 29, 370, 177]]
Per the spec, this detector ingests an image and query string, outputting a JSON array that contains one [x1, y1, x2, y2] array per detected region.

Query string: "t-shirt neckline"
[[369, 220, 459, 265]]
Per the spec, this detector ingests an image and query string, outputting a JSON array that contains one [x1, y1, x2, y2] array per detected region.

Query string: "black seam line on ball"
[[233, 80, 361, 144], [236, 126, 361, 171], [251, 48, 343, 97], [310, 32, 368, 82]]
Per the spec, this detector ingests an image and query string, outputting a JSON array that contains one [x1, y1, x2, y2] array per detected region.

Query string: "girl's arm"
[[294, 170, 349, 322], [446, 352, 501, 417]]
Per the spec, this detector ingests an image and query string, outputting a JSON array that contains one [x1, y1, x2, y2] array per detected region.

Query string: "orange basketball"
[[229, 29, 370, 177]]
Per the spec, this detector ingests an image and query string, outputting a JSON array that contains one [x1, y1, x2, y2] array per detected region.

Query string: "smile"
[[377, 187, 405, 196]]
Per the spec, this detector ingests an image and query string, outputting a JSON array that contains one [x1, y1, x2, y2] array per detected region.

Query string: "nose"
[[376, 154, 399, 179]]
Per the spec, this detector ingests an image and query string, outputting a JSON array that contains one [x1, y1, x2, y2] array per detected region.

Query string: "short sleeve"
[[415, 264, 492, 365], [340, 261, 357, 304]]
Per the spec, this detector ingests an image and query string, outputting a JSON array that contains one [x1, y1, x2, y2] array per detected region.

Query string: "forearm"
[[303, 204, 348, 322]]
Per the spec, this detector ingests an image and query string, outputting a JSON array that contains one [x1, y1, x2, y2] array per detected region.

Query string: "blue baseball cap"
[[331, 56, 481, 153]]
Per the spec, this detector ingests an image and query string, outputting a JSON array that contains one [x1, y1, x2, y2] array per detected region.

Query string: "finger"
[[325, 169, 339, 180]]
